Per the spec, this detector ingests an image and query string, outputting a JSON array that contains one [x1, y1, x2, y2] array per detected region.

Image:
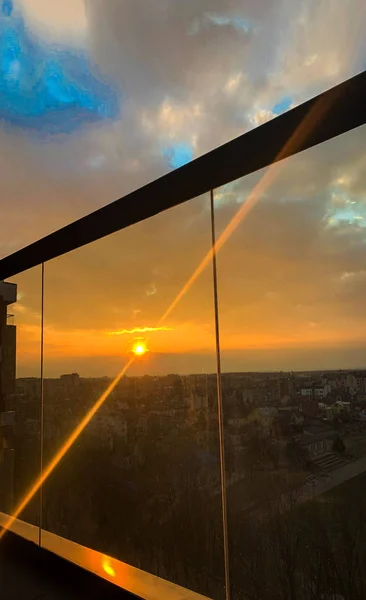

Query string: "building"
[[0, 281, 17, 409], [313, 384, 331, 399], [277, 376, 296, 402], [323, 400, 351, 421], [300, 387, 313, 398], [299, 384, 330, 399], [355, 372, 366, 393], [0, 280, 17, 513], [246, 407, 278, 436], [60, 373, 80, 387], [296, 432, 334, 457], [295, 422, 337, 457]]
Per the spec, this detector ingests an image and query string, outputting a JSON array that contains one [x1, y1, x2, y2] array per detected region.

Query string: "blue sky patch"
[[207, 13, 254, 33], [163, 142, 193, 169], [327, 207, 366, 227], [0, 0, 119, 135], [189, 13, 255, 36], [273, 96, 292, 116], [326, 186, 366, 228], [1, 0, 13, 17]]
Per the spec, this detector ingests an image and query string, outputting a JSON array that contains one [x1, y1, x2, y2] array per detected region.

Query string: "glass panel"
[[0, 267, 42, 537], [42, 196, 225, 598], [214, 124, 366, 599]]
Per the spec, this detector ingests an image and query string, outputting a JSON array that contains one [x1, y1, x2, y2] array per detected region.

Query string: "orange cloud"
[[109, 326, 173, 336]]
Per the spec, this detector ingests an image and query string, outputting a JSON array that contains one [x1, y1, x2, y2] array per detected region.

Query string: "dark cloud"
[[1, 0, 365, 259]]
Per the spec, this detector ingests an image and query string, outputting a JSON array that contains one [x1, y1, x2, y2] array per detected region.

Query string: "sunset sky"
[[2, 0, 366, 376]]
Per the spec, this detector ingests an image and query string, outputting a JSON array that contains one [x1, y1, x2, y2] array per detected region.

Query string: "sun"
[[132, 341, 148, 356]]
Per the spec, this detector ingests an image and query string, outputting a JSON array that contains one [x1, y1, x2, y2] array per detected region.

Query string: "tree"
[[285, 440, 308, 470]]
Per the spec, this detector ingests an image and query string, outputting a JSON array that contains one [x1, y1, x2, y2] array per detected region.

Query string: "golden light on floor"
[[132, 340, 148, 356], [102, 557, 116, 578]]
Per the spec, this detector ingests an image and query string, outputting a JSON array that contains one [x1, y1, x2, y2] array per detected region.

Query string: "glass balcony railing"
[[213, 121, 366, 599], [40, 195, 225, 598], [0, 70, 366, 600]]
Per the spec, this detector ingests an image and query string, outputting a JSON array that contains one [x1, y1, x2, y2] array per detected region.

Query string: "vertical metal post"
[[210, 189, 231, 600], [38, 262, 44, 547]]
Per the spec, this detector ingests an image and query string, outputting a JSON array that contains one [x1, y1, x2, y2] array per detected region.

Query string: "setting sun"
[[132, 341, 148, 356]]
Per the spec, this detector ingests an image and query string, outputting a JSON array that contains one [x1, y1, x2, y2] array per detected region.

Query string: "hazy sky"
[[2, 0, 366, 376]]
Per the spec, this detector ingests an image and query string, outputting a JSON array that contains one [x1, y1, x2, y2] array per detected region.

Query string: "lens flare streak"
[[0, 356, 135, 540]]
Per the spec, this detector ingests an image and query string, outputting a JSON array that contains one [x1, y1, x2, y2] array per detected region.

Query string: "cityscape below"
[[3, 280, 366, 598], [4, 365, 366, 598]]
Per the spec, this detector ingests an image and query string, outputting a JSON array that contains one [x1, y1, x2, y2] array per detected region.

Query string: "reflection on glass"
[[214, 124, 366, 599], [0, 268, 42, 532], [43, 196, 225, 598]]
